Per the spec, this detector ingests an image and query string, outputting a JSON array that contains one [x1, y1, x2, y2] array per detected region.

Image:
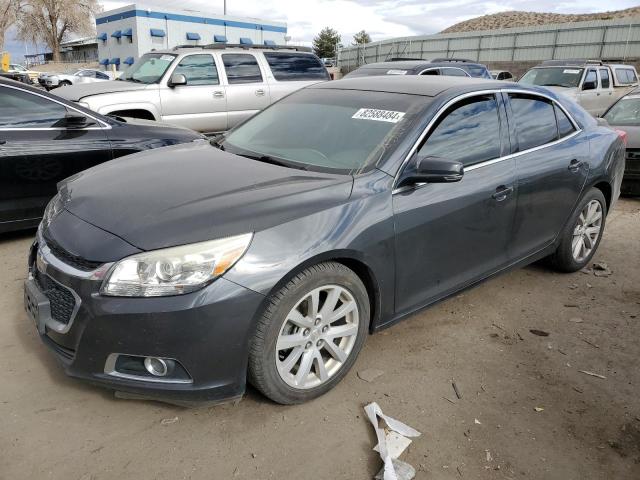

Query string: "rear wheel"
[[549, 188, 607, 272], [248, 262, 369, 404]]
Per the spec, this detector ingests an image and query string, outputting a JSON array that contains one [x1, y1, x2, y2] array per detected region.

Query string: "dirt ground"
[[1, 198, 639, 480]]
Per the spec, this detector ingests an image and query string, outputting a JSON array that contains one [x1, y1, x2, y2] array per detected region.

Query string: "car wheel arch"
[[592, 181, 612, 212], [250, 251, 382, 335]]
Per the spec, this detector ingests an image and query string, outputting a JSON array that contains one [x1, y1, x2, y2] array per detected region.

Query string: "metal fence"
[[338, 17, 640, 72]]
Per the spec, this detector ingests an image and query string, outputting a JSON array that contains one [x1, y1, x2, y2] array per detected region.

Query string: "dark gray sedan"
[[25, 76, 625, 405]]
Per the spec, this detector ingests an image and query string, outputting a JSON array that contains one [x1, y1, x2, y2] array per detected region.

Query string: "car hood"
[[54, 80, 152, 101], [58, 141, 353, 252], [542, 86, 579, 98]]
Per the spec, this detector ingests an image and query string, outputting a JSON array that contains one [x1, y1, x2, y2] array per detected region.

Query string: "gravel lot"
[[1, 198, 639, 480]]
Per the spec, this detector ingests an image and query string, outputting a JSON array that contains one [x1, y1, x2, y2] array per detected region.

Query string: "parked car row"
[[38, 69, 113, 90]]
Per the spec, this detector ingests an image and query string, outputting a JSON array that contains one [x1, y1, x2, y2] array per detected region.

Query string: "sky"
[[4, 0, 639, 61]]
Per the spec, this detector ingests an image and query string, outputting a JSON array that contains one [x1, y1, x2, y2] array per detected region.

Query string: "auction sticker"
[[563, 69, 581, 74], [352, 108, 405, 123]]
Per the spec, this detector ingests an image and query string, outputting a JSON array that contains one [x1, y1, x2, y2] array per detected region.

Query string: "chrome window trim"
[[392, 88, 582, 193], [418, 66, 470, 77], [0, 83, 111, 131]]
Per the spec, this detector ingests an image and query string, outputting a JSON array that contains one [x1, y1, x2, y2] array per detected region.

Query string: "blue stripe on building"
[[96, 9, 287, 33]]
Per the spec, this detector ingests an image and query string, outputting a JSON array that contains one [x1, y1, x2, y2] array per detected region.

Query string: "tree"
[[352, 30, 371, 45], [16, 0, 101, 61], [312, 27, 341, 59], [0, 0, 21, 50]]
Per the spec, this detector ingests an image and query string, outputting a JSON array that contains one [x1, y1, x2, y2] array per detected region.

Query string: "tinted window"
[[599, 69, 610, 89], [555, 104, 576, 138], [442, 67, 468, 77], [584, 69, 597, 86], [421, 69, 440, 76], [222, 54, 263, 84], [173, 54, 219, 85], [0, 86, 68, 128], [96, 71, 110, 80], [509, 94, 558, 151], [418, 94, 501, 167], [264, 52, 328, 81]]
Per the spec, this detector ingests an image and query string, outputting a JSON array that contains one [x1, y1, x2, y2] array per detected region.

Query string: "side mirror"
[[53, 113, 94, 129], [582, 80, 597, 91], [168, 73, 187, 87], [398, 155, 464, 188]]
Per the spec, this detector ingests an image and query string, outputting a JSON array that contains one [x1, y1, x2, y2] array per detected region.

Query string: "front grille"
[[43, 232, 103, 271], [626, 148, 640, 174], [34, 271, 76, 325]]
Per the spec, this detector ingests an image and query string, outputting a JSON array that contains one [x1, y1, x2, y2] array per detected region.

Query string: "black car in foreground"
[[25, 76, 625, 406], [0, 78, 204, 233]]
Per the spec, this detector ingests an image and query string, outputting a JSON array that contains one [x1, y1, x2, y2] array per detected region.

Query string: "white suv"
[[55, 45, 330, 133]]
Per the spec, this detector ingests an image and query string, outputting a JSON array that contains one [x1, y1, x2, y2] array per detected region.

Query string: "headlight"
[[41, 193, 63, 229], [101, 233, 253, 297]]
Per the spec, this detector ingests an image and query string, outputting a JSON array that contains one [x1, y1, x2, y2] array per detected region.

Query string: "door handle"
[[212, 91, 224, 98], [491, 185, 513, 201], [255, 89, 265, 96], [568, 159, 583, 172]]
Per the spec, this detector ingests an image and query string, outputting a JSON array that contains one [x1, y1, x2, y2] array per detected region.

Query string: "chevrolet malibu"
[[25, 76, 625, 405]]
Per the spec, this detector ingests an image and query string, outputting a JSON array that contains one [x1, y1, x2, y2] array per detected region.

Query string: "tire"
[[59, 80, 71, 87], [548, 188, 607, 273], [248, 262, 370, 404]]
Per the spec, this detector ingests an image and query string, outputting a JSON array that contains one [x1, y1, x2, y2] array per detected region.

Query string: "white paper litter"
[[364, 402, 421, 480], [373, 431, 413, 459]]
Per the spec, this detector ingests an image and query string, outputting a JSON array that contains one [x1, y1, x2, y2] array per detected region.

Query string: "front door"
[[159, 53, 228, 133], [0, 85, 112, 229], [220, 52, 271, 129], [505, 93, 589, 259], [577, 68, 600, 116], [393, 93, 517, 314]]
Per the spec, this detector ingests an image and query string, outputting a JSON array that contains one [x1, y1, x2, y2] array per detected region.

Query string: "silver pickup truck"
[[55, 45, 330, 133], [518, 60, 639, 116]]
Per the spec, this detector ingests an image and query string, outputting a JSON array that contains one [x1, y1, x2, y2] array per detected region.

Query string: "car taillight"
[[615, 129, 628, 146]]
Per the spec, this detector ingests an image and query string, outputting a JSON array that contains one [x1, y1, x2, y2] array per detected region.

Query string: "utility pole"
[[224, 0, 227, 15]]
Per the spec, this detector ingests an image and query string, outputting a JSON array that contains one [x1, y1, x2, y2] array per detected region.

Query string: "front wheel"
[[548, 188, 607, 272], [248, 262, 370, 404], [58, 80, 71, 87]]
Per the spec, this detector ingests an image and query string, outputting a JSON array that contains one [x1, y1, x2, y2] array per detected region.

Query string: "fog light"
[[144, 357, 168, 377]]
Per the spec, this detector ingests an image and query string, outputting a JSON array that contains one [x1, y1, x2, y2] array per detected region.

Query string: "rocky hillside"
[[442, 6, 640, 33]]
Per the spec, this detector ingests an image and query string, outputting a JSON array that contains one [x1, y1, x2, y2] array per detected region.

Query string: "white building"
[[95, 4, 287, 70]]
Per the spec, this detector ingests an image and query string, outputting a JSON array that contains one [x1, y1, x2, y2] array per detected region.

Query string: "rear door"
[[505, 92, 589, 260], [159, 53, 227, 133], [393, 92, 516, 314], [0, 85, 112, 229], [219, 52, 270, 128]]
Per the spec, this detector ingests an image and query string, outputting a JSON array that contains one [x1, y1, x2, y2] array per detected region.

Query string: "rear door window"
[[441, 67, 468, 77], [599, 69, 610, 89], [263, 52, 328, 81], [172, 54, 219, 85], [508, 94, 558, 151], [0, 86, 68, 128], [222, 54, 263, 84], [418, 94, 501, 167]]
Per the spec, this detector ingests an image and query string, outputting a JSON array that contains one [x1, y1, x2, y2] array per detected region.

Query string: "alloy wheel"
[[571, 199, 603, 262], [276, 285, 359, 389]]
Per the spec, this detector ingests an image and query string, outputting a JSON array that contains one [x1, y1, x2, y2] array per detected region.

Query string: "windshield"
[[520, 67, 584, 88], [223, 88, 429, 174], [604, 97, 640, 126], [121, 53, 176, 84]]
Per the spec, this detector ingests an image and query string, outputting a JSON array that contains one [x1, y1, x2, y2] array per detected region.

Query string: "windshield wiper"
[[540, 83, 570, 87], [209, 134, 225, 150], [241, 153, 306, 170]]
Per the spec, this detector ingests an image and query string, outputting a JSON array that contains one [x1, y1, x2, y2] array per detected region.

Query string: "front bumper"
[[24, 235, 265, 405]]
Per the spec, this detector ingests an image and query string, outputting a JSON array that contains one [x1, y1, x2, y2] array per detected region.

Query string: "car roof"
[[355, 60, 485, 71], [152, 45, 314, 55], [311, 75, 501, 97]]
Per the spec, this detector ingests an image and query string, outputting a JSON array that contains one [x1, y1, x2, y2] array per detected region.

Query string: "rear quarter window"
[[263, 53, 329, 81]]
